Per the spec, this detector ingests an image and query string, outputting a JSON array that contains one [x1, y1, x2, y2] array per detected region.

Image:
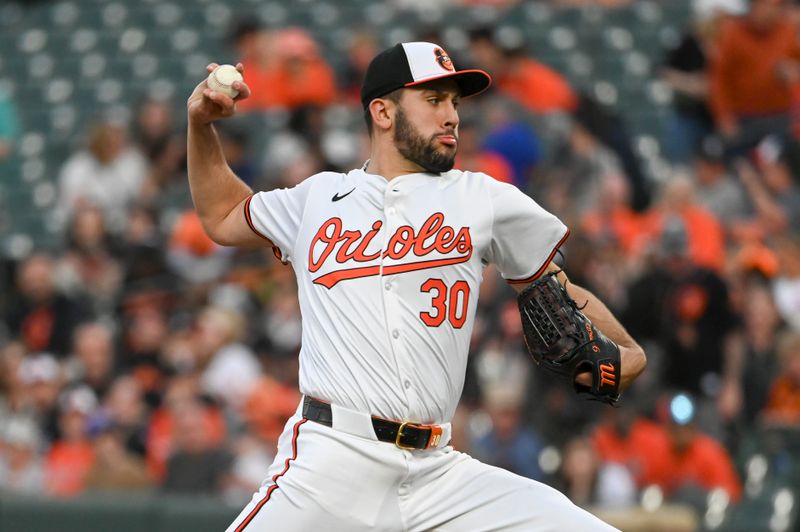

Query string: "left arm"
[[512, 262, 647, 391]]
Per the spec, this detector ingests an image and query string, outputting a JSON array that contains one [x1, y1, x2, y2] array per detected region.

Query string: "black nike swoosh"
[[331, 187, 356, 202]]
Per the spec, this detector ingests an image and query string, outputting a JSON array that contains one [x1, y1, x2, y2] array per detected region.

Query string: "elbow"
[[631, 344, 647, 379], [198, 218, 230, 247]]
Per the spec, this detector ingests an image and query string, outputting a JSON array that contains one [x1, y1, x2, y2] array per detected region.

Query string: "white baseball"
[[207, 64, 243, 99]]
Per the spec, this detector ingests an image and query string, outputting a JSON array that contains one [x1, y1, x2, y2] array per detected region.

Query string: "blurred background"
[[1, 0, 800, 530]]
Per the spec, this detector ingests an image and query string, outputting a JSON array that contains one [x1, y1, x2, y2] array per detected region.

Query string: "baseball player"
[[186, 42, 646, 531]]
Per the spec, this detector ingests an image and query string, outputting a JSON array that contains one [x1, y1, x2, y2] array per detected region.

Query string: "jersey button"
[[384, 281, 391, 291], [404, 380, 411, 389], [392, 330, 400, 339], [387, 207, 396, 215]]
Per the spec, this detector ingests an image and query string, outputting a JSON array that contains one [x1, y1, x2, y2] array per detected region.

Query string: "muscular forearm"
[[186, 122, 253, 240], [563, 280, 647, 390]]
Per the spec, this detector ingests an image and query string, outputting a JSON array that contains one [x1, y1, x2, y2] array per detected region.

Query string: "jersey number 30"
[[420, 279, 470, 328]]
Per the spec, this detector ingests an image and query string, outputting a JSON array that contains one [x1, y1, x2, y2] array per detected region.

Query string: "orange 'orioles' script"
[[309, 213, 472, 288]]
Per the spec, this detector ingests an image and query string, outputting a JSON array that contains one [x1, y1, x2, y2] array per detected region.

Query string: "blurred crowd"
[[1, 0, 800, 528]]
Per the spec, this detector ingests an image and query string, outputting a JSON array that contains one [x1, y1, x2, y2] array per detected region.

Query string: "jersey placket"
[[379, 176, 418, 418]]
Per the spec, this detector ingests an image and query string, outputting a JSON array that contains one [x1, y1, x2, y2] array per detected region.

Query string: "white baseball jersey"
[[245, 166, 568, 425]]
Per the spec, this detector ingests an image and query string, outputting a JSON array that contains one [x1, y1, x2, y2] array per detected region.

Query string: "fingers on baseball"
[[203, 89, 236, 115], [232, 81, 251, 100], [206, 62, 220, 73]]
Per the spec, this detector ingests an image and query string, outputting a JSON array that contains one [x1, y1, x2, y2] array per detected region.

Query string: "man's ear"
[[369, 98, 394, 132]]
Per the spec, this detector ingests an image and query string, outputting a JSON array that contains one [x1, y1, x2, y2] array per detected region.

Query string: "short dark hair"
[[363, 89, 402, 135]]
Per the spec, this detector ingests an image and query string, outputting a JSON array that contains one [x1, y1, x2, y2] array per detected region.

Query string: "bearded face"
[[393, 106, 457, 174]]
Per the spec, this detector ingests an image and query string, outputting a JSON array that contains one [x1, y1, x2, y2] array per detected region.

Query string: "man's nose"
[[443, 102, 459, 129]]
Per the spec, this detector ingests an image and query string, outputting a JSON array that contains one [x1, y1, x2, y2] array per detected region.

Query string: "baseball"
[[207, 64, 243, 99]]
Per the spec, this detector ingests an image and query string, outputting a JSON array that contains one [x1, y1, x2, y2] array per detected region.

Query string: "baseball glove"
[[517, 272, 621, 405]]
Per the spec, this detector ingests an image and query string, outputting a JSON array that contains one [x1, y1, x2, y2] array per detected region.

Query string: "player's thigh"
[[226, 417, 405, 532], [408, 449, 618, 532]]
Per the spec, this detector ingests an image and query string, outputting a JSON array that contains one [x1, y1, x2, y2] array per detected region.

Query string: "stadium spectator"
[[101, 376, 149, 457], [661, 0, 744, 163], [133, 97, 177, 164], [56, 120, 148, 234], [623, 219, 739, 410], [710, 0, 800, 153], [64, 322, 117, 400], [468, 27, 578, 114], [480, 99, 543, 188], [167, 210, 233, 285], [243, 373, 300, 448], [119, 204, 172, 293], [453, 119, 514, 183], [691, 137, 750, 227], [580, 173, 648, 258], [0, 418, 44, 495], [592, 403, 672, 490], [762, 331, 800, 424], [224, 432, 275, 504], [194, 306, 261, 414], [644, 175, 726, 272], [217, 123, 258, 186], [229, 20, 287, 111], [659, 393, 742, 503], [85, 423, 151, 492], [340, 32, 380, 104], [727, 280, 783, 426], [15, 353, 62, 445], [145, 375, 226, 482], [734, 139, 800, 238], [56, 206, 123, 312], [160, 399, 233, 495], [44, 386, 98, 497], [231, 23, 336, 112], [3, 253, 91, 358], [471, 382, 545, 481], [276, 28, 337, 109]]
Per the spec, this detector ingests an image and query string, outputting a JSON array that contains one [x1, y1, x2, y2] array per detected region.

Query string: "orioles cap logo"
[[434, 48, 454, 72]]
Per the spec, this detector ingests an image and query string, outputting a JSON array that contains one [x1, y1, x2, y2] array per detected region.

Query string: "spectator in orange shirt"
[[276, 28, 337, 109], [592, 403, 673, 489], [710, 0, 800, 153], [762, 332, 800, 424], [454, 120, 514, 184], [231, 22, 337, 112], [230, 20, 289, 111], [660, 393, 742, 503], [581, 174, 648, 258], [644, 175, 726, 273], [468, 27, 577, 114], [44, 386, 97, 497]]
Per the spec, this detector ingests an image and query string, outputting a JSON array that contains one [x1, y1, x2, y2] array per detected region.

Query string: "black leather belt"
[[302, 396, 443, 450]]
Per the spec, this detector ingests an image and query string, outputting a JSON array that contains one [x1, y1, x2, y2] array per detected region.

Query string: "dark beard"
[[393, 107, 456, 173]]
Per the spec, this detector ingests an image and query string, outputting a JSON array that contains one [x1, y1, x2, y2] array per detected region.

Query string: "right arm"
[[186, 63, 269, 247]]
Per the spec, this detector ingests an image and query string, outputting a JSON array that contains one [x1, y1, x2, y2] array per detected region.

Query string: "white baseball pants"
[[226, 402, 618, 532]]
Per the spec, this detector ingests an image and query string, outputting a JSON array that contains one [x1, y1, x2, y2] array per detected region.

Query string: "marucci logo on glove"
[[599, 363, 617, 388], [308, 213, 472, 288]]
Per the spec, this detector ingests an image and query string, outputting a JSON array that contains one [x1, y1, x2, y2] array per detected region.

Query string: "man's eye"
[[428, 98, 439, 104]]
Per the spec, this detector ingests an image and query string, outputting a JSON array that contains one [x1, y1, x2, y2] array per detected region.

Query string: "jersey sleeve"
[[486, 178, 569, 284], [244, 177, 315, 263]]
